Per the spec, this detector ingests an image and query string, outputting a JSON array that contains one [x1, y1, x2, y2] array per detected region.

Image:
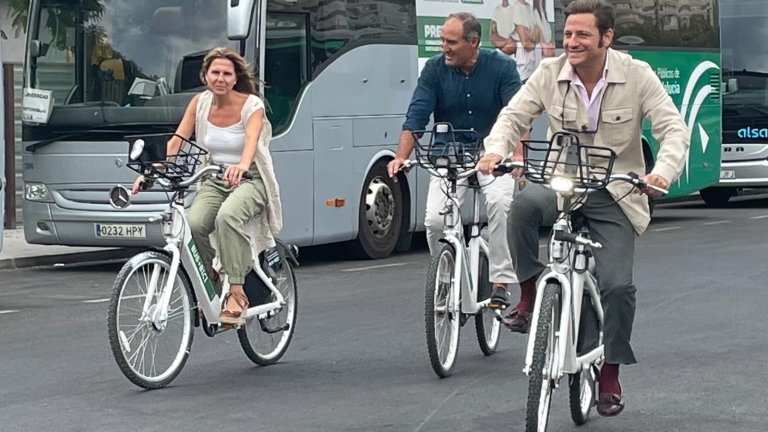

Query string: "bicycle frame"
[[140, 200, 286, 327], [434, 174, 493, 317], [523, 210, 605, 380]]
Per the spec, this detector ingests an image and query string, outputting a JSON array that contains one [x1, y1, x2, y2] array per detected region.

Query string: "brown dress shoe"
[[596, 392, 625, 417], [502, 309, 531, 333]]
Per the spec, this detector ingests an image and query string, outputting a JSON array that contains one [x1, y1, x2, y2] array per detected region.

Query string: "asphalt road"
[[1, 196, 767, 432]]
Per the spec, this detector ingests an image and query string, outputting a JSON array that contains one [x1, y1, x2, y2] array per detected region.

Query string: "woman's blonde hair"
[[200, 47, 263, 97]]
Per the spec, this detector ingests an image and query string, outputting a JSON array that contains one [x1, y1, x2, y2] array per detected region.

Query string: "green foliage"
[[6, 0, 108, 50]]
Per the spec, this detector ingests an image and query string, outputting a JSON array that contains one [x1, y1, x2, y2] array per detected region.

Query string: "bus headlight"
[[25, 182, 54, 202], [550, 176, 574, 194]]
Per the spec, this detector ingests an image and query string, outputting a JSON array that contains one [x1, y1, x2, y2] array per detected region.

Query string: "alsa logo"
[[737, 127, 768, 139]]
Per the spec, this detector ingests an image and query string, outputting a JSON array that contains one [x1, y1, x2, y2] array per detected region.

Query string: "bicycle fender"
[[274, 237, 300, 267]]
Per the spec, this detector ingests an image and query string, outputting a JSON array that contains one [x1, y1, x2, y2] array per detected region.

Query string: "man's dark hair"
[[564, 0, 615, 37], [447, 12, 482, 43]]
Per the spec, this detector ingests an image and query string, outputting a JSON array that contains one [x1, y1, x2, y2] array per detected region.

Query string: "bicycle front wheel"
[[475, 252, 501, 355], [525, 282, 562, 432], [425, 243, 461, 378], [238, 260, 298, 366], [107, 251, 195, 390]]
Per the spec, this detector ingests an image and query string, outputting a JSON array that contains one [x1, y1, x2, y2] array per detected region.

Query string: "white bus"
[[700, 0, 768, 206], [21, 0, 436, 259], [1, 37, 5, 253]]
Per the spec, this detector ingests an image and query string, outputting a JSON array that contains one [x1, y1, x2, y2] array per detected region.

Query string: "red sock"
[[516, 279, 536, 312], [599, 363, 622, 395]]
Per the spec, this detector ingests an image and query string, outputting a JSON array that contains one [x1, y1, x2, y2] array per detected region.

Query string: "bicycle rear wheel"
[[525, 282, 562, 432], [107, 251, 194, 390], [425, 243, 461, 378], [475, 252, 500, 355], [238, 260, 298, 366], [569, 364, 596, 424]]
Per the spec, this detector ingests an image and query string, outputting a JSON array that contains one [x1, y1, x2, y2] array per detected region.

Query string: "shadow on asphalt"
[[660, 194, 768, 211], [27, 193, 768, 273]]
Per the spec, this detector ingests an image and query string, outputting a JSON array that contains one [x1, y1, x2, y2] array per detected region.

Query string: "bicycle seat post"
[[470, 183, 482, 238]]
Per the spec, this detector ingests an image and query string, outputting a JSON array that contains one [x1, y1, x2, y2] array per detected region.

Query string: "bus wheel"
[[351, 160, 403, 259], [700, 187, 735, 207]]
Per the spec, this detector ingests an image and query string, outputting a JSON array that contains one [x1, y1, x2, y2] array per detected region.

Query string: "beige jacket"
[[195, 90, 283, 260], [484, 48, 689, 235]]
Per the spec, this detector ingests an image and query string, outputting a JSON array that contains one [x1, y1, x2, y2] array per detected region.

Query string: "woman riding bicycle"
[[131, 46, 283, 326]]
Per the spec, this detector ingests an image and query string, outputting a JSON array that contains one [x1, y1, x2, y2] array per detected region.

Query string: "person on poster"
[[491, 0, 539, 82], [532, 0, 556, 58]]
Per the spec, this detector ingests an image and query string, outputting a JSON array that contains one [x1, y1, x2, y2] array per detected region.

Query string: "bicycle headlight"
[[550, 176, 574, 194], [434, 155, 451, 169]]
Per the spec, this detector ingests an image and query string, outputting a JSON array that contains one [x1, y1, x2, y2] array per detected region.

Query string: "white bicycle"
[[107, 134, 299, 390], [401, 123, 514, 378], [513, 132, 668, 431]]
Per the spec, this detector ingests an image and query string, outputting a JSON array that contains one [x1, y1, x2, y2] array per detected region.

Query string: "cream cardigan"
[[194, 90, 283, 263]]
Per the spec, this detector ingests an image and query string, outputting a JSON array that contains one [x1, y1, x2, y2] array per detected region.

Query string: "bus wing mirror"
[[29, 40, 50, 58], [228, 0, 257, 40]]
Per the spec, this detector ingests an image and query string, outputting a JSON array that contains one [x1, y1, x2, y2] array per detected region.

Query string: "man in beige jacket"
[[476, 0, 689, 417]]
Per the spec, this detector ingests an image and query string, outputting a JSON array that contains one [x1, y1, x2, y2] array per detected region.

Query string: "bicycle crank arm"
[[492, 308, 506, 322], [259, 320, 291, 334]]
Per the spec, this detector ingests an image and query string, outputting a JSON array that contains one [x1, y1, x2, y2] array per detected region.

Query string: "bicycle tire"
[[569, 364, 596, 425], [425, 243, 461, 378], [238, 260, 298, 366], [475, 252, 501, 355], [525, 282, 561, 432], [108, 251, 195, 390]]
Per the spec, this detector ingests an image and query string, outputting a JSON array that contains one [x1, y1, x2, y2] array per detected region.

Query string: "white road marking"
[[749, 215, 768, 220], [341, 262, 410, 272], [702, 220, 731, 226], [539, 244, 548, 248], [83, 298, 111, 304], [0, 310, 20, 315], [652, 226, 681, 232]]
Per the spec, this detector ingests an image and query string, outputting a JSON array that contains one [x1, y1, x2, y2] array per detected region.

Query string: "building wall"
[[1, 0, 25, 226]]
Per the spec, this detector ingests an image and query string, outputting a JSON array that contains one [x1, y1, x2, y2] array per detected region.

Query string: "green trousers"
[[187, 165, 267, 285]]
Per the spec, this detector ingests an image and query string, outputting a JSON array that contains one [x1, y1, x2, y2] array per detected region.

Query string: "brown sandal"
[[219, 290, 249, 325]]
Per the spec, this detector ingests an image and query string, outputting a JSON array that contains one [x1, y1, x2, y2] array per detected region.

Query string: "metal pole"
[[4, 63, 16, 229]]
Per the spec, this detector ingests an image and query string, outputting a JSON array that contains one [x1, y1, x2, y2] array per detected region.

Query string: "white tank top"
[[205, 120, 246, 166]]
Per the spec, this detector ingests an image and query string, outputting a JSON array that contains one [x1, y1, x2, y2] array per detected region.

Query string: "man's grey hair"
[[447, 12, 482, 43]]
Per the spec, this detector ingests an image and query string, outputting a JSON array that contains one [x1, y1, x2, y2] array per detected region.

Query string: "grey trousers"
[[508, 182, 638, 365]]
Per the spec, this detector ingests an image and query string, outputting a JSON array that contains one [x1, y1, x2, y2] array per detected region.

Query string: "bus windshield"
[[25, 0, 234, 131], [720, 0, 768, 143]]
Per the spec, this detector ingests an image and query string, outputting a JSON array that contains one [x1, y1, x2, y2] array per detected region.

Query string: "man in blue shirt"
[[387, 12, 526, 305]]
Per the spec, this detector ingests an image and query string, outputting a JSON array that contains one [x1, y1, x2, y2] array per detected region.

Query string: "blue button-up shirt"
[[402, 48, 521, 141]]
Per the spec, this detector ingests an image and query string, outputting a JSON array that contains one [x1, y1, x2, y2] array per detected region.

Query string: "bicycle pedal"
[[259, 320, 290, 334]]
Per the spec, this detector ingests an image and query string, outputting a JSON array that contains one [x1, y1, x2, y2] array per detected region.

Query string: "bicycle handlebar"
[[141, 165, 254, 190], [398, 159, 523, 179], [552, 173, 668, 196], [397, 159, 666, 196]]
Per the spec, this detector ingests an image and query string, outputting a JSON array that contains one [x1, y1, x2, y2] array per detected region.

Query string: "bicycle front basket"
[[125, 133, 208, 181], [522, 131, 617, 190], [412, 122, 483, 171]]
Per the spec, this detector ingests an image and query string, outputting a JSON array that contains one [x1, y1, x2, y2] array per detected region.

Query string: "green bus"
[[602, 0, 722, 200]]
